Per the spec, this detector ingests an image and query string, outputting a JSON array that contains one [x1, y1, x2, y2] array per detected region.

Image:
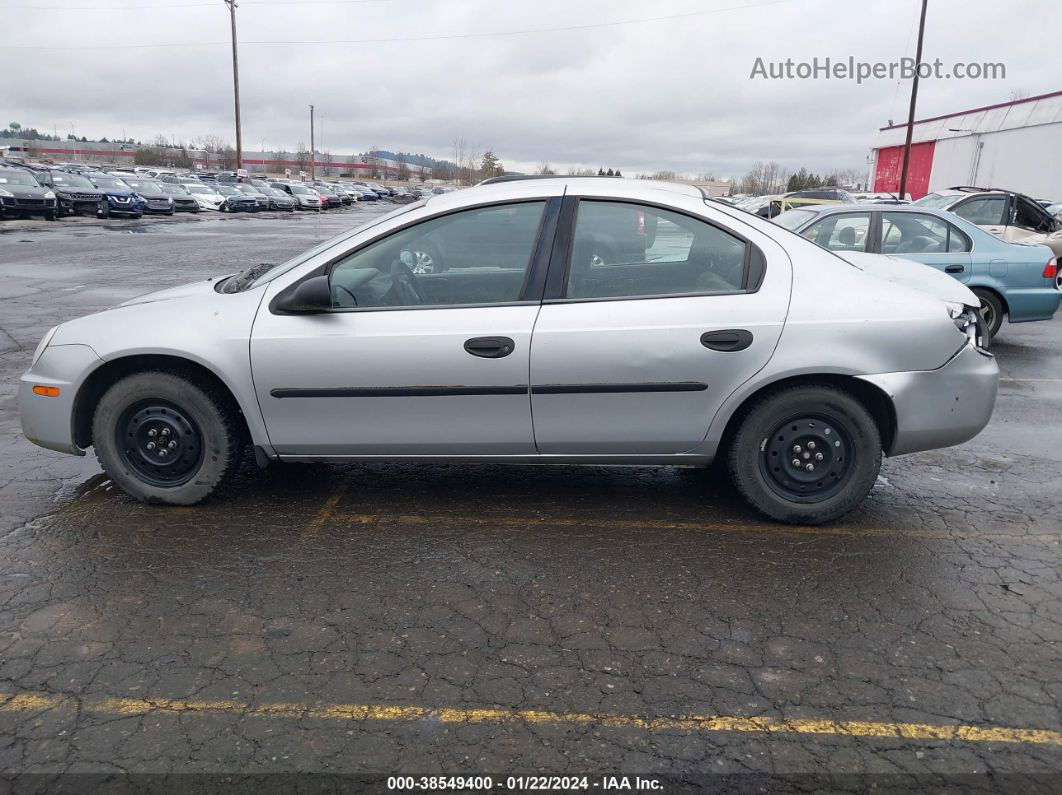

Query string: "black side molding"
[[271, 385, 528, 398], [531, 382, 707, 395]]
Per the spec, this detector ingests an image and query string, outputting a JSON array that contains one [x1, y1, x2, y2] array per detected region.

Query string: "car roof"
[[425, 177, 704, 211]]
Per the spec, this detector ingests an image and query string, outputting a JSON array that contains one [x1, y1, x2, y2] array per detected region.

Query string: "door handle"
[[945, 264, 965, 273], [464, 336, 515, 358], [700, 329, 753, 352]]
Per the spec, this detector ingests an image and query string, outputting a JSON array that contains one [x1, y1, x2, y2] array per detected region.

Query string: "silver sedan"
[[19, 177, 998, 524]]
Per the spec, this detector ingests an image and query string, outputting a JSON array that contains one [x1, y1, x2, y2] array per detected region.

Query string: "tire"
[[727, 384, 882, 525], [44, 210, 56, 221], [92, 371, 243, 505], [972, 288, 1004, 340], [97, 205, 110, 219]]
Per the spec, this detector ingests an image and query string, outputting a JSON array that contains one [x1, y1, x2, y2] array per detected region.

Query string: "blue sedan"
[[773, 203, 1060, 339]]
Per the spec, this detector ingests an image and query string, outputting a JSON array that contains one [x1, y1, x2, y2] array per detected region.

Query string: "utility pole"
[[309, 104, 315, 181], [898, 0, 928, 201], [223, 0, 243, 169]]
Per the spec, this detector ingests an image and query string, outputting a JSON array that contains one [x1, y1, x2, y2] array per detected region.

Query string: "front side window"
[[801, 212, 871, 252], [328, 201, 545, 309], [881, 212, 968, 254], [1014, 196, 1055, 232], [952, 196, 1005, 226], [565, 201, 748, 299]]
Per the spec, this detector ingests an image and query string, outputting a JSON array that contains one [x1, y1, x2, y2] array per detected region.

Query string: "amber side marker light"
[[32, 386, 61, 397]]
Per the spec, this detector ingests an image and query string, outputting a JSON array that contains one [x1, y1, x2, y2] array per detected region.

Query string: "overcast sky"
[[3, 0, 1058, 177]]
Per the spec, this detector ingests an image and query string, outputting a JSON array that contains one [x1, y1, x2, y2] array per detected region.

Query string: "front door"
[[529, 198, 790, 454], [952, 194, 1007, 239], [250, 200, 551, 455]]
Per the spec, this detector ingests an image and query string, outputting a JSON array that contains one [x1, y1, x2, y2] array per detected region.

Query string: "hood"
[[836, 251, 978, 307], [5, 185, 50, 198], [54, 185, 104, 197], [119, 277, 231, 308]]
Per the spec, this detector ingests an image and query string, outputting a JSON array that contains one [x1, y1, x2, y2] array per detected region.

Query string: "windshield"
[[216, 186, 239, 195], [90, 176, 129, 190], [0, 170, 41, 187], [161, 183, 189, 195], [911, 192, 957, 209], [247, 200, 427, 289], [187, 185, 217, 195], [290, 185, 314, 195], [126, 180, 163, 194], [772, 208, 818, 231], [50, 172, 93, 188]]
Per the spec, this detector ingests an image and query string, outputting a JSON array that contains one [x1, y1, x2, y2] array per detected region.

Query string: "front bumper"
[[857, 342, 999, 456], [1, 197, 56, 214], [19, 344, 103, 456]]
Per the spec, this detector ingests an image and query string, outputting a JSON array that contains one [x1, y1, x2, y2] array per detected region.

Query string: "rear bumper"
[[19, 344, 103, 456], [857, 342, 999, 456], [1003, 288, 1061, 323]]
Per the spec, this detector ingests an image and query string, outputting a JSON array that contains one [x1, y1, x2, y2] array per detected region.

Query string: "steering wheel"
[[389, 259, 427, 305]]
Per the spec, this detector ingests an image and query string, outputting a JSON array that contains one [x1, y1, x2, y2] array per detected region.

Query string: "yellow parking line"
[[304, 488, 344, 536], [2, 692, 1061, 746], [326, 511, 1057, 541]]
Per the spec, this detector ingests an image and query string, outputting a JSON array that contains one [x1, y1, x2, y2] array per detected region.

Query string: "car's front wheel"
[[727, 384, 882, 525], [92, 371, 243, 505]]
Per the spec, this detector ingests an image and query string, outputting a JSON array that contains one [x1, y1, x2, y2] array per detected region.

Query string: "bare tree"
[[536, 162, 556, 175]]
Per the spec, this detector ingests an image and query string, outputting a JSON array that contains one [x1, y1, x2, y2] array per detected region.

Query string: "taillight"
[[1043, 257, 1058, 280], [636, 210, 645, 234]]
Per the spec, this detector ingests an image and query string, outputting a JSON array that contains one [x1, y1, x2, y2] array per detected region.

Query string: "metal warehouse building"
[[870, 89, 1062, 200]]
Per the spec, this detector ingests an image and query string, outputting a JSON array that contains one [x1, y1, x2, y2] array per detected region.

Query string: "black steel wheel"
[[728, 384, 882, 524], [759, 414, 853, 503], [92, 371, 243, 504], [115, 400, 204, 487]]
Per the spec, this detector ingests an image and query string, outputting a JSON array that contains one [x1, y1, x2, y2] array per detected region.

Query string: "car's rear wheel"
[[727, 385, 881, 525], [972, 288, 1004, 340], [92, 371, 243, 505]]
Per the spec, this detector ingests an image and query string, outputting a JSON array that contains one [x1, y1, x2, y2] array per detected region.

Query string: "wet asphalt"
[[0, 207, 1061, 786]]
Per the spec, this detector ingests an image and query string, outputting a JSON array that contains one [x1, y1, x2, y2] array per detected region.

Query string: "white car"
[[185, 184, 225, 211], [19, 177, 997, 524]]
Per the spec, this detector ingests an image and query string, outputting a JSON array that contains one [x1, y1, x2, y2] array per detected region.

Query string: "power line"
[[4, 0, 793, 49]]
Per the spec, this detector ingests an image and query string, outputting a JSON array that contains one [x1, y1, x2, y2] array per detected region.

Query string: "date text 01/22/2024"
[[386, 776, 664, 790]]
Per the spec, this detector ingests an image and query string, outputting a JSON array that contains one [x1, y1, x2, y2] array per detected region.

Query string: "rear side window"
[[882, 212, 969, 254], [953, 196, 1005, 226], [565, 201, 749, 299]]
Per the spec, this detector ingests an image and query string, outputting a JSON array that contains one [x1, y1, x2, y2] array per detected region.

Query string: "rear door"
[[879, 211, 972, 282], [528, 197, 791, 454]]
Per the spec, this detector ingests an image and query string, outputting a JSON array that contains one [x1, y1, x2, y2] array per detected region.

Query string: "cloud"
[[2, 0, 1056, 177]]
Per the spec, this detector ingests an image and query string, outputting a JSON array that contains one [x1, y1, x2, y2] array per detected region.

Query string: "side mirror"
[[274, 275, 332, 314]]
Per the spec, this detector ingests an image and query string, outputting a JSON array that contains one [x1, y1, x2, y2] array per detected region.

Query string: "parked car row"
[[0, 161, 444, 222]]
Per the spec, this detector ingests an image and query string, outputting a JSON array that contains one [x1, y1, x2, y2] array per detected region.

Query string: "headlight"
[[945, 302, 988, 351], [43, 191, 56, 200], [32, 326, 59, 366], [0, 188, 13, 197]]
